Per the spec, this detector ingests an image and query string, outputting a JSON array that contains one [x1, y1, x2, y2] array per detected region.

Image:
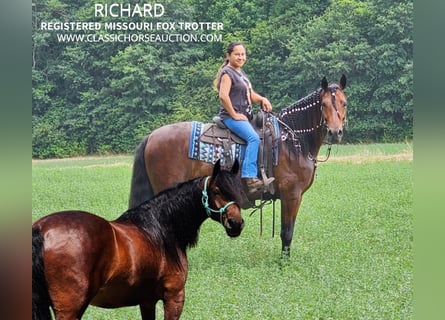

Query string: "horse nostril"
[[227, 218, 244, 230], [328, 129, 343, 138]]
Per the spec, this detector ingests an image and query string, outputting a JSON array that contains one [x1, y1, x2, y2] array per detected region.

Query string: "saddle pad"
[[188, 121, 245, 165]]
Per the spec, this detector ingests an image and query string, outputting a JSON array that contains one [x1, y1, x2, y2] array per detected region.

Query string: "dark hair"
[[213, 41, 246, 91]]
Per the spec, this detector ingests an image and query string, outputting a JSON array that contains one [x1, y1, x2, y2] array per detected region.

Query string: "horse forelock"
[[214, 170, 244, 206], [325, 83, 345, 98]]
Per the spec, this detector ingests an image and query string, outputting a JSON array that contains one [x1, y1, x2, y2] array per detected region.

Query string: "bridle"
[[328, 86, 346, 124], [273, 86, 346, 162], [201, 176, 237, 220], [317, 86, 347, 162]]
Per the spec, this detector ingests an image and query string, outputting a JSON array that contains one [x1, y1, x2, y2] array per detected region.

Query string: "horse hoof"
[[281, 247, 291, 259]]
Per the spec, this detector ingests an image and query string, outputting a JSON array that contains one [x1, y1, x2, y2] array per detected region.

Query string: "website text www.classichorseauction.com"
[[38, 3, 225, 43]]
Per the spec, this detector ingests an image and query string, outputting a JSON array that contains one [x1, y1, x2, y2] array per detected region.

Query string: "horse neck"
[[278, 90, 326, 157], [118, 178, 208, 252], [155, 179, 208, 250]]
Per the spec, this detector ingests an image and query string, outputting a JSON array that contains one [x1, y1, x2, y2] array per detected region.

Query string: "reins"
[[201, 176, 236, 218], [269, 110, 331, 163], [314, 143, 332, 163]]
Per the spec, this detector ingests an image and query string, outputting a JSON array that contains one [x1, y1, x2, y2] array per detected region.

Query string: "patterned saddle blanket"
[[188, 114, 280, 172]]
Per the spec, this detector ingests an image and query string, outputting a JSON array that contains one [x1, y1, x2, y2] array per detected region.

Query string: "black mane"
[[277, 83, 342, 156], [115, 169, 242, 267], [278, 89, 323, 156], [116, 178, 205, 265]]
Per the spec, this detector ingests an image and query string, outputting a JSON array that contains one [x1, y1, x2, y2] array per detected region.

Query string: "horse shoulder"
[[275, 151, 316, 195]]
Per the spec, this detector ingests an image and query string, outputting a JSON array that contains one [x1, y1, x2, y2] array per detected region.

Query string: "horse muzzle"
[[328, 127, 343, 143], [224, 217, 245, 237]]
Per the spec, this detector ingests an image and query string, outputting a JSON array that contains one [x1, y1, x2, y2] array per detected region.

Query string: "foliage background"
[[32, 0, 413, 158]]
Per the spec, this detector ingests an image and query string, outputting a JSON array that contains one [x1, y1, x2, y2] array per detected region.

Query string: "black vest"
[[218, 66, 252, 120]]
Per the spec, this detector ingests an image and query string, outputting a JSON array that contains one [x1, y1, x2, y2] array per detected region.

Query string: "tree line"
[[32, 0, 413, 158]]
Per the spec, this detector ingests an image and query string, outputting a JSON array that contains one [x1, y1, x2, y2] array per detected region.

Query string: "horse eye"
[[213, 189, 221, 195]]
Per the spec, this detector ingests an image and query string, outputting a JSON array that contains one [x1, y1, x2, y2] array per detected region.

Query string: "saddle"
[[197, 112, 279, 194]]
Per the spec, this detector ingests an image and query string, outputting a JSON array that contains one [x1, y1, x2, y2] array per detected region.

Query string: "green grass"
[[32, 143, 413, 319]]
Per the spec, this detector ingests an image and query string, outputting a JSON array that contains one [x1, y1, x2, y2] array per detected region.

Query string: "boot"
[[244, 178, 264, 193]]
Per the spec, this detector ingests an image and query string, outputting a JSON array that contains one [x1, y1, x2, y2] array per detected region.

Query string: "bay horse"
[[129, 75, 347, 258], [32, 160, 244, 320]]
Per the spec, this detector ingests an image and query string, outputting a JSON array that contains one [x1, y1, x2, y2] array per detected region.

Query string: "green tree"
[[32, 0, 413, 158]]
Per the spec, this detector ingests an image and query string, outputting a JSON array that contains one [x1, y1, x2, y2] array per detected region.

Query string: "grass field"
[[32, 143, 413, 319]]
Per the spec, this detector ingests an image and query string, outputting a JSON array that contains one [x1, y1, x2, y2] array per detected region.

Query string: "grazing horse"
[[32, 160, 244, 320], [129, 75, 347, 258]]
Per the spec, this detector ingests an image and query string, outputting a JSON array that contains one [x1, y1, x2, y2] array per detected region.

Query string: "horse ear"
[[340, 74, 347, 90], [212, 159, 221, 178], [231, 159, 240, 175], [321, 77, 328, 91]]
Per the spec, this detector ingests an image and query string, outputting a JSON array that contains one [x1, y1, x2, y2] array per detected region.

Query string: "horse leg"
[[163, 287, 185, 320], [163, 296, 185, 320], [50, 289, 90, 320], [52, 311, 85, 320], [140, 302, 156, 320], [280, 195, 302, 258], [41, 250, 93, 319]]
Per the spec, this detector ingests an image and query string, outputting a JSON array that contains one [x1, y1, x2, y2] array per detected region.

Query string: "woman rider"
[[214, 41, 274, 193]]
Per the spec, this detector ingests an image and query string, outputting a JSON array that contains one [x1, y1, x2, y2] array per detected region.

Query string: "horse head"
[[320, 74, 348, 143], [202, 159, 244, 237]]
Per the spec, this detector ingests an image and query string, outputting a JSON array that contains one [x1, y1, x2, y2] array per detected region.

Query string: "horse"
[[32, 160, 244, 320], [128, 75, 347, 258]]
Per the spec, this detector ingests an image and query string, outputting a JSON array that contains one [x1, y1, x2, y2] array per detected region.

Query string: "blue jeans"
[[223, 118, 260, 178]]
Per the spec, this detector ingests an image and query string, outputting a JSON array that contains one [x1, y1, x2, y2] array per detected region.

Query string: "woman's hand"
[[261, 97, 272, 112]]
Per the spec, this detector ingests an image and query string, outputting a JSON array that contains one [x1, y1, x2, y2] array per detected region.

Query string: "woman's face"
[[227, 45, 246, 69]]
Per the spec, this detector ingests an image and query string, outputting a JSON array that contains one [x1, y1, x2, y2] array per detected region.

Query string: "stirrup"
[[263, 176, 275, 187], [244, 178, 263, 193], [260, 168, 275, 194]]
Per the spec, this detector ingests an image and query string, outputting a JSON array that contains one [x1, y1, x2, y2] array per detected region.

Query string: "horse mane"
[[278, 83, 342, 156], [116, 178, 204, 266], [115, 170, 242, 267], [278, 89, 322, 156]]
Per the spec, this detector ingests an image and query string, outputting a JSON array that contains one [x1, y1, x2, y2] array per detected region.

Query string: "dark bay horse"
[[32, 160, 244, 320], [129, 75, 347, 258]]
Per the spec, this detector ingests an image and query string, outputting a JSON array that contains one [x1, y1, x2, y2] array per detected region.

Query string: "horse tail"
[[32, 227, 52, 320], [128, 135, 155, 208]]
